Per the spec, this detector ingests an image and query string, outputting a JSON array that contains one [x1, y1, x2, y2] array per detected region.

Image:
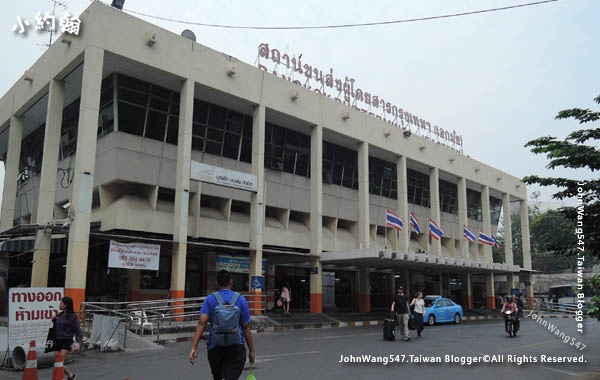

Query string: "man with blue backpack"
[[189, 270, 256, 380]]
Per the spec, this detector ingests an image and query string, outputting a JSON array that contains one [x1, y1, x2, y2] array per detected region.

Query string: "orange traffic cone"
[[51, 352, 64, 380], [22, 340, 38, 380]]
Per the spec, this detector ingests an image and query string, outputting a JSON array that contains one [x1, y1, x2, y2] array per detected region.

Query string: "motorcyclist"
[[501, 295, 520, 331]]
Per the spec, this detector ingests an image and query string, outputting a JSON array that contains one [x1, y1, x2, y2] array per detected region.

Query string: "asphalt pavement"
[[1, 317, 598, 380]]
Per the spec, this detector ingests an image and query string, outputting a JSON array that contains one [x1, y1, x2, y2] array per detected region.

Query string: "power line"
[[121, 0, 560, 31]]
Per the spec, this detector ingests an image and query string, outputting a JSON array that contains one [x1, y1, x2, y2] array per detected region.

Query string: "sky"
[[1, 0, 598, 209]]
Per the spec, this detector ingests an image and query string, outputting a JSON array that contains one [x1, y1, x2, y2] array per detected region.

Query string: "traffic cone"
[[22, 340, 37, 380], [51, 352, 64, 380]]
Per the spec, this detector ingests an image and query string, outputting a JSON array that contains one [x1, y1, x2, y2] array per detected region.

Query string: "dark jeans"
[[504, 317, 520, 331], [414, 313, 424, 336], [207, 344, 246, 380]]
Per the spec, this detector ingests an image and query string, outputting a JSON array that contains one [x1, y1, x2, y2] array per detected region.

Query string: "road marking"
[[304, 332, 379, 340], [538, 366, 577, 377], [257, 351, 321, 359]]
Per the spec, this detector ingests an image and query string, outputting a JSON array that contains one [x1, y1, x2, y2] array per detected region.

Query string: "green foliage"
[[523, 95, 600, 259], [581, 275, 600, 321], [530, 209, 577, 254]]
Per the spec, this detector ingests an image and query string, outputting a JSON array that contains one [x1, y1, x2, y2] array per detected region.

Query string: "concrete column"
[[0, 116, 24, 231], [65, 47, 104, 312], [310, 124, 323, 313], [502, 193, 513, 266], [389, 274, 396, 305], [524, 272, 534, 308], [520, 199, 532, 270], [463, 273, 473, 310], [249, 104, 265, 315], [481, 185, 493, 262], [358, 142, 370, 249], [396, 156, 410, 253], [429, 167, 441, 255], [400, 268, 410, 298], [457, 177, 469, 259], [485, 273, 495, 310], [506, 272, 516, 293], [439, 272, 443, 296], [358, 264, 370, 312], [31, 79, 64, 287], [170, 78, 194, 320]]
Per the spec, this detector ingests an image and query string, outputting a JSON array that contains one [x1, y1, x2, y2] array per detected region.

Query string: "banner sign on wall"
[[108, 240, 160, 271], [190, 161, 257, 192], [216, 255, 267, 274], [8, 287, 63, 350]]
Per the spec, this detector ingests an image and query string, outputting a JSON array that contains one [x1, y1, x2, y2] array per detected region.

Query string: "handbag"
[[246, 363, 257, 380], [408, 315, 416, 331], [45, 320, 57, 353], [277, 298, 283, 307]]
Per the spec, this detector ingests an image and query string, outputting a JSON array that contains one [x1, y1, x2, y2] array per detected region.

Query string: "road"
[[3, 317, 599, 380]]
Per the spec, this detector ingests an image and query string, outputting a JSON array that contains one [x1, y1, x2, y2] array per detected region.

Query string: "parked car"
[[423, 296, 464, 325]]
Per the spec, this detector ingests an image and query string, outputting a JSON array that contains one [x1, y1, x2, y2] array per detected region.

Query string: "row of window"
[[15, 72, 501, 225]]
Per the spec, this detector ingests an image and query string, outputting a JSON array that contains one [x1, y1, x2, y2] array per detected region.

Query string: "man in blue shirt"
[[189, 270, 255, 380]]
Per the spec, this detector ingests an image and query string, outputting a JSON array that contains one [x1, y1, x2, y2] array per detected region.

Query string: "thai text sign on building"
[[216, 255, 267, 274], [190, 161, 257, 192], [257, 43, 463, 153], [8, 288, 63, 350], [108, 240, 160, 271]]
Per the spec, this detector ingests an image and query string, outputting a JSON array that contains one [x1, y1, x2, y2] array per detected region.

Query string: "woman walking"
[[281, 283, 292, 315], [52, 296, 82, 379], [410, 292, 427, 338]]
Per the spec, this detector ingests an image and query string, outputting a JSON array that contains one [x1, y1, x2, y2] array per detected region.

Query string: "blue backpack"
[[210, 291, 242, 347]]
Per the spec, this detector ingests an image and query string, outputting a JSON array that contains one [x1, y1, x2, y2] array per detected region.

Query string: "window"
[[264, 123, 311, 177], [369, 156, 397, 199], [467, 189, 482, 221], [407, 169, 430, 208], [117, 73, 180, 143], [439, 179, 458, 215], [490, 196, 502, 225], [322, 141, 357, 188]]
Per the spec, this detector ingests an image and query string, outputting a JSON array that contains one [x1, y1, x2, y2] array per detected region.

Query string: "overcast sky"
[[1, 0, 598, 210]]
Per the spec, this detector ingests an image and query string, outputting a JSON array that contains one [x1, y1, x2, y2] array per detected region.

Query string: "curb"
[[524, 314, 592, 319], [155, 315, 505, 345]]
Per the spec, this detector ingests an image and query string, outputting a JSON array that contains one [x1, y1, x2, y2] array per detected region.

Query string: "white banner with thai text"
[[108, 240, 160, 271], [190, 161, 257, 192], [8, 287, 63, 350]]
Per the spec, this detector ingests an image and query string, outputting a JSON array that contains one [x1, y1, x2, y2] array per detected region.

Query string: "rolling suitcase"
[[384, 313, 396, 341]]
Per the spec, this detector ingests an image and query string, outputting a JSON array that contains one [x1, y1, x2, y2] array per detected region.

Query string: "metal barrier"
[[522, 299, 586, 315], [81, 293, 267, 348]]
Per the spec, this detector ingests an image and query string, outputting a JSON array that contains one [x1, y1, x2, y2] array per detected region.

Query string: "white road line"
[[538, 366, 578, 377], [257, 351, 321, 359], [304, 332, 380, 340]]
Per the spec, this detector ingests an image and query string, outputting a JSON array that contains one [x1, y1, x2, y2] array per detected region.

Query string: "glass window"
[[208, 105, 226, 128], [223, 133, 240, 160], [119, 88, 148, 107], [118, 102, 146, 136], [407, 169, 430, 208], [145, 111, 167, 141], [193, 100, 209, 124], [166, 116, 179, 145], [467, 189, 482, 221], [119, 74, 150, 93]]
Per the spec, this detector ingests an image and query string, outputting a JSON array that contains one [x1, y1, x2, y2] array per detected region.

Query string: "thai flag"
[[385, 209, 404, 231], [492, 235, 500, 249], [463, 225, 475, 243], [409, 212, 421, 234], [479, 231, 496, 246], [429, 218, 444, 241]]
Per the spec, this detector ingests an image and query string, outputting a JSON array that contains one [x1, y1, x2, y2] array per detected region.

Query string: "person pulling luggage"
[[391, 287, 411, 341]]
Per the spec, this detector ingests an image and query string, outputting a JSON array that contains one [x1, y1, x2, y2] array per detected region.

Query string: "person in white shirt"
[[410, 292, 427, 338]]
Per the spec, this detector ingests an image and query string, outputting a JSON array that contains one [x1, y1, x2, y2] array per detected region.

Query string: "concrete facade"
[[0, 3, 532, 314]]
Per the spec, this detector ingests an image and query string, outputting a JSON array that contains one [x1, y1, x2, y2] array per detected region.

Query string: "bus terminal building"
[[0, 2, 534, 315]]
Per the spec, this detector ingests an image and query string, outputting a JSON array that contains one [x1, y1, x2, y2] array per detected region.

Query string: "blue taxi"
[[423, 296, 464, 325]]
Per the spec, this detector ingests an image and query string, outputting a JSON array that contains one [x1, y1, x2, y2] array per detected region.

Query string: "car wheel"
[[428, 315, 436, 326], [453, 313, 461, 324]]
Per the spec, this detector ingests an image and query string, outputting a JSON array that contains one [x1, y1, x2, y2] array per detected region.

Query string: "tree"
[[581, 275, 600, 321], [530, 209, 577, 255], [523, 95, 600, 259]]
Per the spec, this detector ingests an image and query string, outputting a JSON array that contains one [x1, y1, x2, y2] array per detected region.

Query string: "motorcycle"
[[504, 310, 518, 337]]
